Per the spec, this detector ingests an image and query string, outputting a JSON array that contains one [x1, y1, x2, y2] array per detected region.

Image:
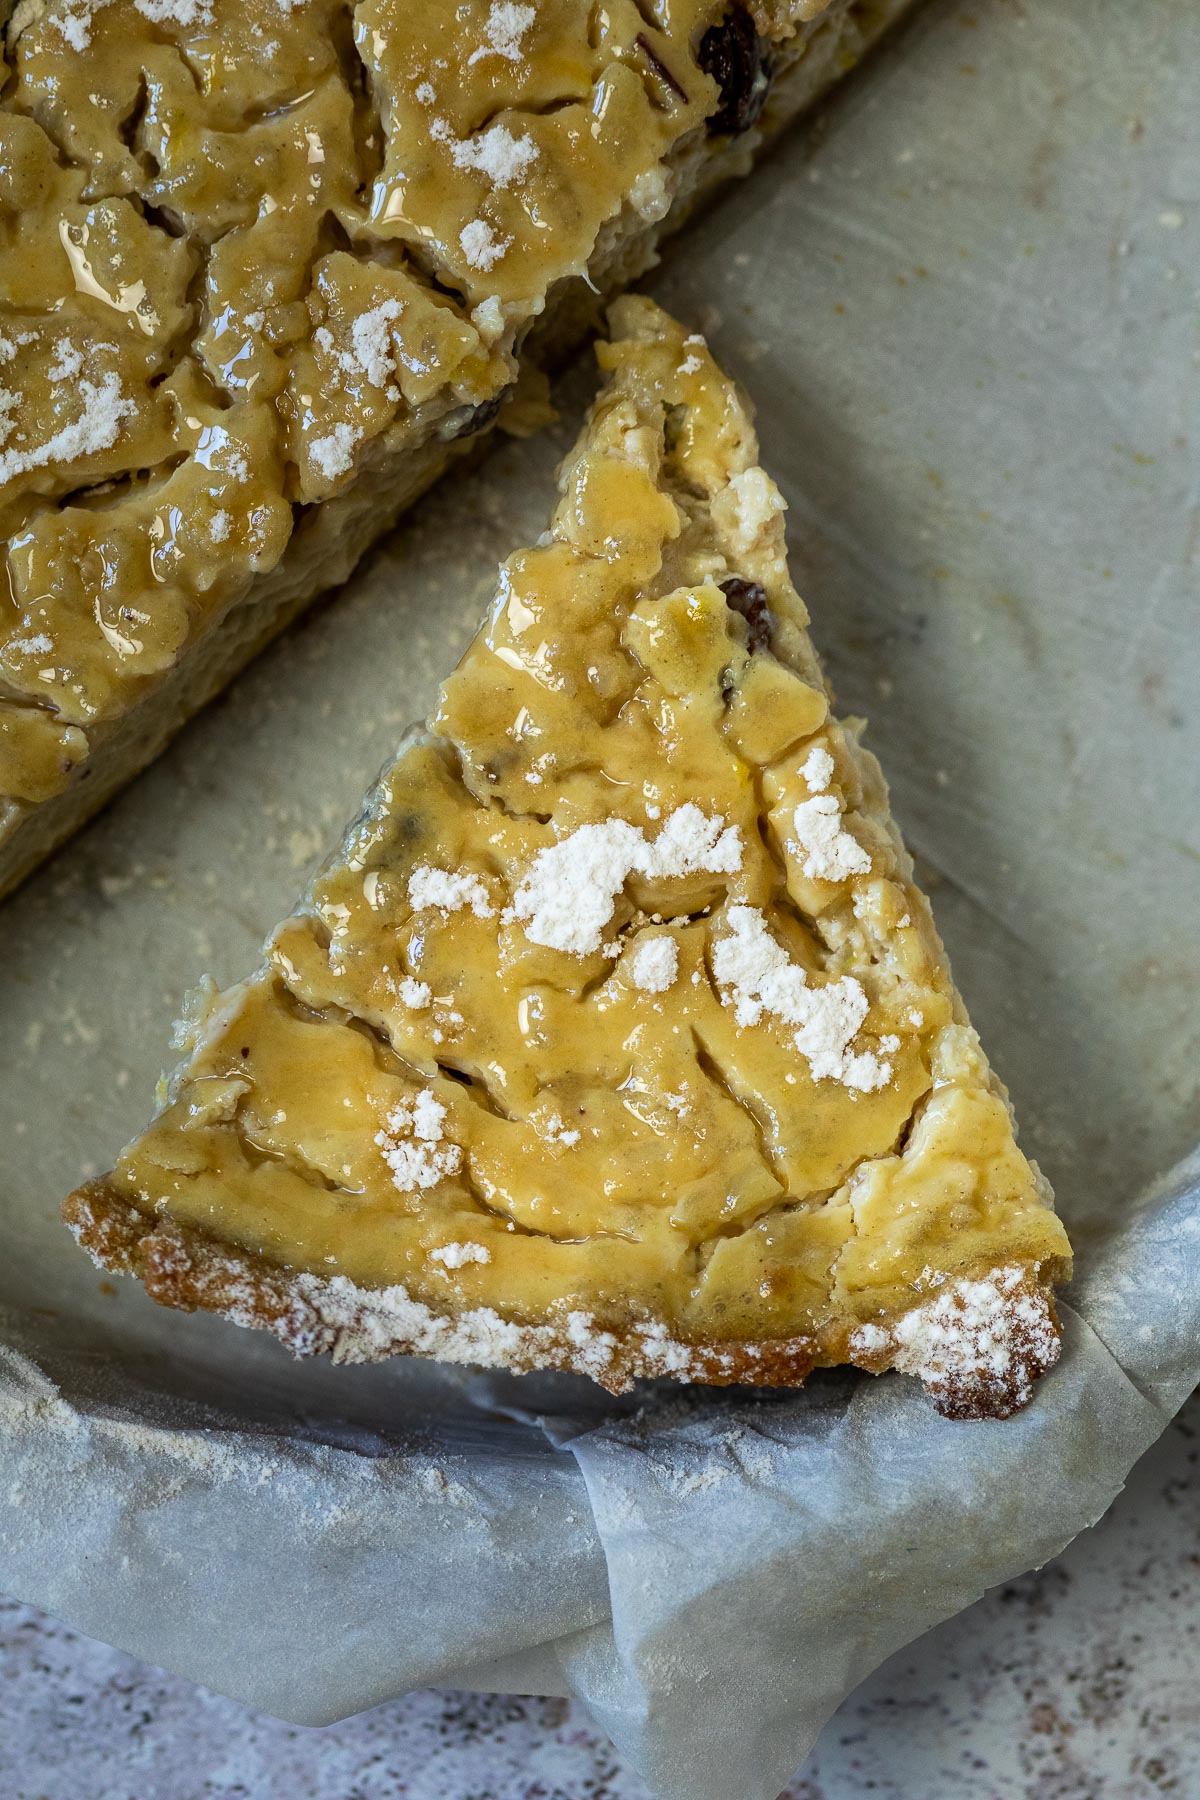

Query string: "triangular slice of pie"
[[65, 299, 1071, 1418]]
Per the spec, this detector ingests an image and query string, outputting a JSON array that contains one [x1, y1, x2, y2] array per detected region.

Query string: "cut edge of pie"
[[0, 0, 917, 902], [64, 298, 1072, 1420]]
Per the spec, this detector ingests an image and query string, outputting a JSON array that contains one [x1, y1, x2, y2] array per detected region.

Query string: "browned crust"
[[62, 1179, 821, 1390], [64, 1178, 1065, 1417]]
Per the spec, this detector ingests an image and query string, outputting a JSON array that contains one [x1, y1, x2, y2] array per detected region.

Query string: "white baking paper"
[[530, 1156, 1200, 1800], [2, 0, 1198, 1795], [2, 1159, 1197, 1800]]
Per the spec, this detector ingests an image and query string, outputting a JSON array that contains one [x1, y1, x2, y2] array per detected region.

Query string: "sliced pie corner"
[[65, 297, 1071, 1419]]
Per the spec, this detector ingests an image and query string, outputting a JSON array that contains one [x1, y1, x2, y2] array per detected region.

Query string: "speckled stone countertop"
[[3, 1388, 1195, 1800]]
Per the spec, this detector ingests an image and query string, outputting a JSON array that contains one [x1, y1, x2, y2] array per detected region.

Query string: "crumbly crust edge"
[[64, 1179, 1068, 1418]]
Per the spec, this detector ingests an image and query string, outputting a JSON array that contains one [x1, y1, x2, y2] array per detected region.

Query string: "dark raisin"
[[720, 576, 773, 653], [450, 394, 503, 440], [697, 8, 772, 138]]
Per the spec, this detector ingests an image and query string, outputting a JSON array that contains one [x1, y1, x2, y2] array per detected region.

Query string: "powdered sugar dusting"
[[135, 0, 214, 28], [643, 805, 742, 882], [801, 744, 835, 792], [509, 806, 741, 957], [0, 374, 133, 487], [408, 865, 494, 919], [851, 1265, 1061, 1417], [68, 1178, 736, 1390], [349, 302, 403, 390], [429, 1241, 491, 1268], [47, 338, 83, 382], [316, 299, 405, 395], [711, 904, 895, 1092], [296, 1274, 527, 1365], [309, 421, 360, 481], [790, 794, 871, 883], [850, 1321, 889, 1354], [466, 0, 535, 64], [563, 1310, 618, 1379], [288, 1272, 701, 1385], [459, 220, 510, 272], [43, 3, 94, 50], [40, 0, 219, 46], [543, 1113, 581, 1150], [437, 121, 538, 189], [374, 1090, 462, 1194], [629, 933, 679, 994], [0, 330, 34, 365], [509, 819, 642, 957]]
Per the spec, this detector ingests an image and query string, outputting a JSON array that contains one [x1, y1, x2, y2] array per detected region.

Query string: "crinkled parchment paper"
[[2, 2, 1198, 1796]]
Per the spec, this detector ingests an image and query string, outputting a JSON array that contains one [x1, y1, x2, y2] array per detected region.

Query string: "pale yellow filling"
[[0, 0, 765, 805]]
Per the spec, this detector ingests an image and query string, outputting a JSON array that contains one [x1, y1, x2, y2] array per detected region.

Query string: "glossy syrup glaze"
[[0, 0, 816, 811]]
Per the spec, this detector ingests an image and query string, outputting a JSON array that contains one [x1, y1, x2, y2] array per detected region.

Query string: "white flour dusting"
[[374, 1090, 462, 1194], [408, 865, 494, 919], [429, 1241, 491, 1268], [790, 795, 871, 883], [629, 934, 679, 994], [0, 374, 133, 486], [509, 806, 741, 957], [712, 905, 896, 1092]]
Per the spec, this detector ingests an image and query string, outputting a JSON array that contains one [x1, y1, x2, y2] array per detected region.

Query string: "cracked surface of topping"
[[0, 0, 809, 819], [72, 301, 1071, 1399]]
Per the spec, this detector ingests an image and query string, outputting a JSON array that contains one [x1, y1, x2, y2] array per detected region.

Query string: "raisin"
[[450, 394, 503, 440], [720, 576, 773, 653], [698, 8, 772, 138]]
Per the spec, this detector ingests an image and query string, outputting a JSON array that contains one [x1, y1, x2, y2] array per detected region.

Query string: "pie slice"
[[65, 300, 1072, 1418]]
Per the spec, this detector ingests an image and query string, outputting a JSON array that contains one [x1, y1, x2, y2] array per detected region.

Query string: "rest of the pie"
[[65, 300, 1071, 1418], [0, 0, 914, 897]]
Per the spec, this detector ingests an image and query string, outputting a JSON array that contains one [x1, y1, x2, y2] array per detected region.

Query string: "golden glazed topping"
[[0, 0, 818, 815], [72, 303, 1070, 1405]]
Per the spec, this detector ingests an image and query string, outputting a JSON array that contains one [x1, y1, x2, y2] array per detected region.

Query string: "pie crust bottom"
[[65, 1180, 1068, 1419]]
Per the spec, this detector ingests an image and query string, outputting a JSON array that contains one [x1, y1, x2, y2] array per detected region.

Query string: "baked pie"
[[66, 300, 1072, 1417], [0, 0, 914, 897]]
